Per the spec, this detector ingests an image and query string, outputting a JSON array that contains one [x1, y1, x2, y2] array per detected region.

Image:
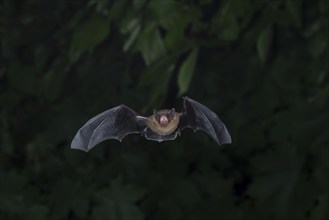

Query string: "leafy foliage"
[[1, 0, 328, 220]]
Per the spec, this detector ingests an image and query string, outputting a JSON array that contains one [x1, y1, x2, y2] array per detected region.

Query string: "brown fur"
[[147, 110, 180, 135]]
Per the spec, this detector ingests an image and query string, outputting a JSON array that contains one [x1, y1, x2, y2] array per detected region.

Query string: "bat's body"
[[147, 110, 180, 136], [71, 97, 231, 152]]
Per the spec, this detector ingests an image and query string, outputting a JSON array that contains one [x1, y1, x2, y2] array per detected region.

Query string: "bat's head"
[[153, 108, 176, 126]]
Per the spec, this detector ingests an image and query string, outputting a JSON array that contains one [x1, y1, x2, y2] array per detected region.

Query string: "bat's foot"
[[141, 128, 147, 137]]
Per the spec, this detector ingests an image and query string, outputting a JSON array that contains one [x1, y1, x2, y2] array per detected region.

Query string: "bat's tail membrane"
[[144, 128, 179, 142]]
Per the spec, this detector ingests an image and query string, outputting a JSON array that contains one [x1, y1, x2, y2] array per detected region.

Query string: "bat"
[[71, 97, 231, 152]]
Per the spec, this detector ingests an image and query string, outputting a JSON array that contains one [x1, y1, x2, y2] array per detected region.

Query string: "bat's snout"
[[160, 115, 169, 125]]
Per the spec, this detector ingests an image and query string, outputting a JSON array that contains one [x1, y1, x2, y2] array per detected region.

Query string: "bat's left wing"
[[179, 97, 232, 145], [71, 105, 147, 152]]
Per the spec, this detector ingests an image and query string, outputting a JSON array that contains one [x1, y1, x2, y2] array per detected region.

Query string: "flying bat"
[[71, 97, 231, 152]]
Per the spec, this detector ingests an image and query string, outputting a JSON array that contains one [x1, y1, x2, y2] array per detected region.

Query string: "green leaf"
[[285, 0, 302, 28], [310, 192, 329, 220], [257, 25, 273, 63], [178, 48, 199, 96], [158, 197, 183, 220], [92, 179, 145, 220], [172, 180, 201, 208], [148, 1, 181, 29], [218, 16, 240, 41], [309, 33, 328, 58], [27, 205, 48, 220], [211, 1, 241, 41], [122, 18, 141, 52], [0, 172, 28, 216], [50, 180, 91, 219], [137, 23, 166, 65], [248, 147, 302, 218], [71, 16, 110, 53], [7, 64, 40, 96], [137, 47, 189, 108]]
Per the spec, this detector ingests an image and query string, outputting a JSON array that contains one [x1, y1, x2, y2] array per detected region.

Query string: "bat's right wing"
[[179, 97, 231, 145], [71, 105, 147, 152]]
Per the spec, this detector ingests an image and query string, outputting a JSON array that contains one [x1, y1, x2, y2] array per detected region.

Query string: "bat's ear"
[[169, 108, 175, 115], [153, 109, 158, 115]]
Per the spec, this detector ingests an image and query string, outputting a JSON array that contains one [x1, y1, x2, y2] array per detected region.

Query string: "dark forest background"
[[1, 1, 328, 220]]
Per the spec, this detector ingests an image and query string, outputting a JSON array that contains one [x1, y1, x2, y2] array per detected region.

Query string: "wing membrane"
[[179, 97, 231, 145], [71, 105, 147, 151]]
